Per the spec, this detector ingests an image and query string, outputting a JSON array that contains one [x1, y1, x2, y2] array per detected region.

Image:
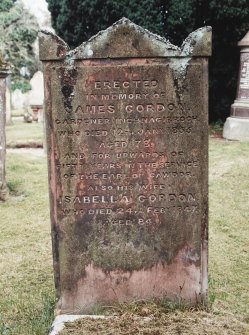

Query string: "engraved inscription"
[[240, 61, 249, 89], [52, 63, 202, 227]]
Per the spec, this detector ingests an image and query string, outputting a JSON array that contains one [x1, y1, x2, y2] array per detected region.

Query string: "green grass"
[[209, 139, 249, 318], [0, 138, 249, 334], [0, 152, 54, 335], [6, 119, 44, 148], [11, 109, 25, 117]]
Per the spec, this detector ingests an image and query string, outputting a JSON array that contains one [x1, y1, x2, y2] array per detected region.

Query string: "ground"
[[61, 308, 249, 334], [6, 118, 43, 148]]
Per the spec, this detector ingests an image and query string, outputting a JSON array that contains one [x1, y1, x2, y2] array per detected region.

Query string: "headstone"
[[0, 55, 10, 201], [11, 89, 29, 111], [40, 18, 211, 314], [6, 77, 11, 124], [29, 71, 44, 122], [223, 31, 249, 140]]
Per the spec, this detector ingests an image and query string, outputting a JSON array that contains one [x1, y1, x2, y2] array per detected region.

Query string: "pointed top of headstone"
[[39, 28, 70, 60], [181, 26, 212, 56], [39, 18, 211, 60], [68, 17, 180, 59], [238, 31, 249, 47]]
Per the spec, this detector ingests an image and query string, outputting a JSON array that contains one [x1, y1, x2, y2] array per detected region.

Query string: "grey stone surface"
[[223, 117, 249, 141], [29, 71, 44, 105], [6, 79, 11, 124], [40, 19, 211, 314], [0, 56, 10, 201], [11, 89, 29, 110], [224, 30, 249, 140]]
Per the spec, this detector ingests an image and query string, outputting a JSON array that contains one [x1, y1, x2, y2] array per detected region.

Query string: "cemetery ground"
[[1, 129, 249, 334], [6, 118, 43, 148]]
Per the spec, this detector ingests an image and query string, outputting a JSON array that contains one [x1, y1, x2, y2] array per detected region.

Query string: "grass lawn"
[[11, 109, 25, 118], [0, 138, 249, 334], [0, 151, 54, 335], [6, 118, 44, 148]]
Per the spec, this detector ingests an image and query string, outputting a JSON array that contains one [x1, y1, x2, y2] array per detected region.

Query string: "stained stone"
[[39, 18, 211, 314], [0, 55, 10, 201]]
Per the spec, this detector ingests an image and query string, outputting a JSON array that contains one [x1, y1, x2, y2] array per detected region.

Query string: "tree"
[[47, 0, 164, 49], [0, 0, 39, 92], [0, 0, 15, 11]]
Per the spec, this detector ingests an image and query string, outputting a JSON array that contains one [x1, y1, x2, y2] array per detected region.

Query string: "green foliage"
[[163, 0, 197, 44], [11, 81, 31, 93], [0, 0, 15, 12], [0, 1, 39, 90], [0, 151, 54, 334], [47, 0, 164, 48]]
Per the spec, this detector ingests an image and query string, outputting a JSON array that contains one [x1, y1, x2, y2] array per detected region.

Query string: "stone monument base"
[[223, 117, 249, 141]]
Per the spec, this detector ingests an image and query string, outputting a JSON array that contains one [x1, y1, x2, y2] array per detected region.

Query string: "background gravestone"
[[223, 31, 249, 140], [40, 18, 211, 314], [29, 70, 44, 122], [0, 55, 10, 201], [6, 77, 11, 124]]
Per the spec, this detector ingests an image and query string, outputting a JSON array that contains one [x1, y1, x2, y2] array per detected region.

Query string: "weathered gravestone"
[[39, 18, 211, 314], [29, 71, 44, 122], [223, 31, 249, 140], [0, 55, 10, 201], [6, 77, 11, 124]]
